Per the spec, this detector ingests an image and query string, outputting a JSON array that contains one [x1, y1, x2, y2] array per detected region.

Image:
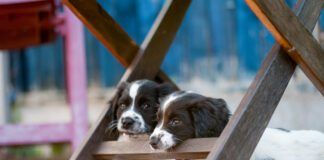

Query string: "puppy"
[[107, 79, 176, 139], [149, 92, 324, 160], [149, 91, 230, 150]]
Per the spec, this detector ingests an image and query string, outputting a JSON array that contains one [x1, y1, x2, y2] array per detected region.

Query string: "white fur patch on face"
[[117, 81, 146, 133], [161, 92, 188, 113], [150, 126, 176, 150]]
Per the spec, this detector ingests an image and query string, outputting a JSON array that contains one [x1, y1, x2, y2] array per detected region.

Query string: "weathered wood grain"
[[207, 0, 322, 159], [121, 0, 191, 82], [249, 0, 324, 95], [94, 138, 216, 160], [62, 0, 177, 87], [69, 1, 190, 159]]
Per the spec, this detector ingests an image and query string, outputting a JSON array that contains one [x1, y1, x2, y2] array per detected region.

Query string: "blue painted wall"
[[8, 0, 312, 92]]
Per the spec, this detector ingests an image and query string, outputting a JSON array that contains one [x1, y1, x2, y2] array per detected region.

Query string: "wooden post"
[[64, 7, 89, 150]]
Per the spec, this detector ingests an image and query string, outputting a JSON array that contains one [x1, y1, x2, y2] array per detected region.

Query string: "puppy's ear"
[[106, 82, 128, 139], [189, 98, 230, 138], [156, 83, 177, 100], [110, 82, 128, 117]]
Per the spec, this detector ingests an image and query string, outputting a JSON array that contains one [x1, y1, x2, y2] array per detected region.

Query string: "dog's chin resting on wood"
[[106, 79, 176, 140], [149, 91, 324, 160], [149, 91, 230, 150]]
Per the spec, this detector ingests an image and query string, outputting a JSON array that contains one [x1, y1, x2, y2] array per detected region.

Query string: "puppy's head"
[[149, 91, 230, 150], [108, 80, 175, 136]]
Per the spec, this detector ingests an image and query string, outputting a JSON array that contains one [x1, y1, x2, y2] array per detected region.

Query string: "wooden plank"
[[69, 1, 190, 160], [62, 0, 176, 87], [0, 123, 71, 146], [248, 0, 324, 95], [94, 138, 216, 160], [207, 0, 322, 159]]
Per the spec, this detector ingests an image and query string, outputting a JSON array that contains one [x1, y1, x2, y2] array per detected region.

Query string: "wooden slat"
[[62, 0, 177, 87], [121, 0, 191, 81], [94, 138, 216, 160], [248, 0, 324, 95], [207, 0, 322, 159], [0, 123, 71, 146], [69, 1, 190, 160]]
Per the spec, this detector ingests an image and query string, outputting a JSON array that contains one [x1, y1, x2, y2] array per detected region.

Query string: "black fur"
[[107, 80, 176, 137], [189, 97, 229, 137], [152, 92, 230, 148]]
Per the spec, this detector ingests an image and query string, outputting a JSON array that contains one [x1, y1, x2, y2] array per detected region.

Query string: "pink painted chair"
[[0, 0, 88, 150]]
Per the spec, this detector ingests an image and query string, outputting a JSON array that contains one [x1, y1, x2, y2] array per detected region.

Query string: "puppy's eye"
[[120, 104, 127, 110], [142, 103, 150, 110], [169, 119, 182, 126]]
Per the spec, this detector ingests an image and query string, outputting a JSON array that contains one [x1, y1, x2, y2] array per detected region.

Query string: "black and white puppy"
[[149, 92, 324, 160], [108, 79, 176, 138], [149, 91, 230, 150]]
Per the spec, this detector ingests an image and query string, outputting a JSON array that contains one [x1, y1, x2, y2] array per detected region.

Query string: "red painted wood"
[[64, 6, 88, 150], [0, 0, 45, 5], [0, 0, 56, 49], [0, 123, 71, 146], [0, 0, 88, 150]]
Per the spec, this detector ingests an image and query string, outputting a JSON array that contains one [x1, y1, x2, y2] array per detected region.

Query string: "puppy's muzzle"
[[149, 133, 164, 149]]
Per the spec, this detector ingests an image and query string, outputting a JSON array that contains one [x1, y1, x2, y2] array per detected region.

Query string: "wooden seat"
[[62, 0, 324, 159], [0, 0, 60, 49]]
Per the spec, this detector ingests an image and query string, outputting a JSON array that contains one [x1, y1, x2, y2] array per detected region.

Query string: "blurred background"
[[0, 0, 323, 159]]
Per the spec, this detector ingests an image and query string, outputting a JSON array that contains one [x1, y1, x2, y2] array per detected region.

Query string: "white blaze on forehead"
[[161, 93, 181, 112], [129, 81, 141, 100]]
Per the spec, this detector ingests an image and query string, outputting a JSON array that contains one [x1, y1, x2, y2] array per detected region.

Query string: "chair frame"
[[63, 0, 324, 159]]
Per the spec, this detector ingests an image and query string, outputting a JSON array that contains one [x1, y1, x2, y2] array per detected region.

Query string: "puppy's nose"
[[122, 117, 135, 129], [149, 136, 159, 149]]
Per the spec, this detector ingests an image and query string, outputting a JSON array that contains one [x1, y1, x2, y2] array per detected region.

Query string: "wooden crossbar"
[[62, 0, 176, 87], [65, 0, 323, 159], [207, 0, 323, 159], [247, 0, 324, 95], [94, 138, 217, 160], [68, 1, 191, 160]]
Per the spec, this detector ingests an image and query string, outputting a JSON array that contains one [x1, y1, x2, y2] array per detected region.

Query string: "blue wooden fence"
[[9, 0, 313, 92]]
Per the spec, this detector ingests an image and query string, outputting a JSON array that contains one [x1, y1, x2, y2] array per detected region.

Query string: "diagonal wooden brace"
[[247, 0, 324, 95], [69, 1, 191, 160], [207, 0, 322, 159], [62, 0, 177, 87]]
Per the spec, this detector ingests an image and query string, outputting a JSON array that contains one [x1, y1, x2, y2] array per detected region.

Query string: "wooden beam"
[[94, 138, 216, 160], [207, 0, 322, 159], [62, 0, 177, 87], [121, 0, 191, 81], [247, 0, 324, 95], [69, 1, 190, 159], [0, 123, 71, 146], [62, 0, 138, 66]]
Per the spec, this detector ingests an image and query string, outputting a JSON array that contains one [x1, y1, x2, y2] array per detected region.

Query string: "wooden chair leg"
[[207, 0, 322, 159], [62, 0, 177, 88], [247, 0, 324, 95], [64, 6, 89, 150], [69, 1, 191, 159]]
